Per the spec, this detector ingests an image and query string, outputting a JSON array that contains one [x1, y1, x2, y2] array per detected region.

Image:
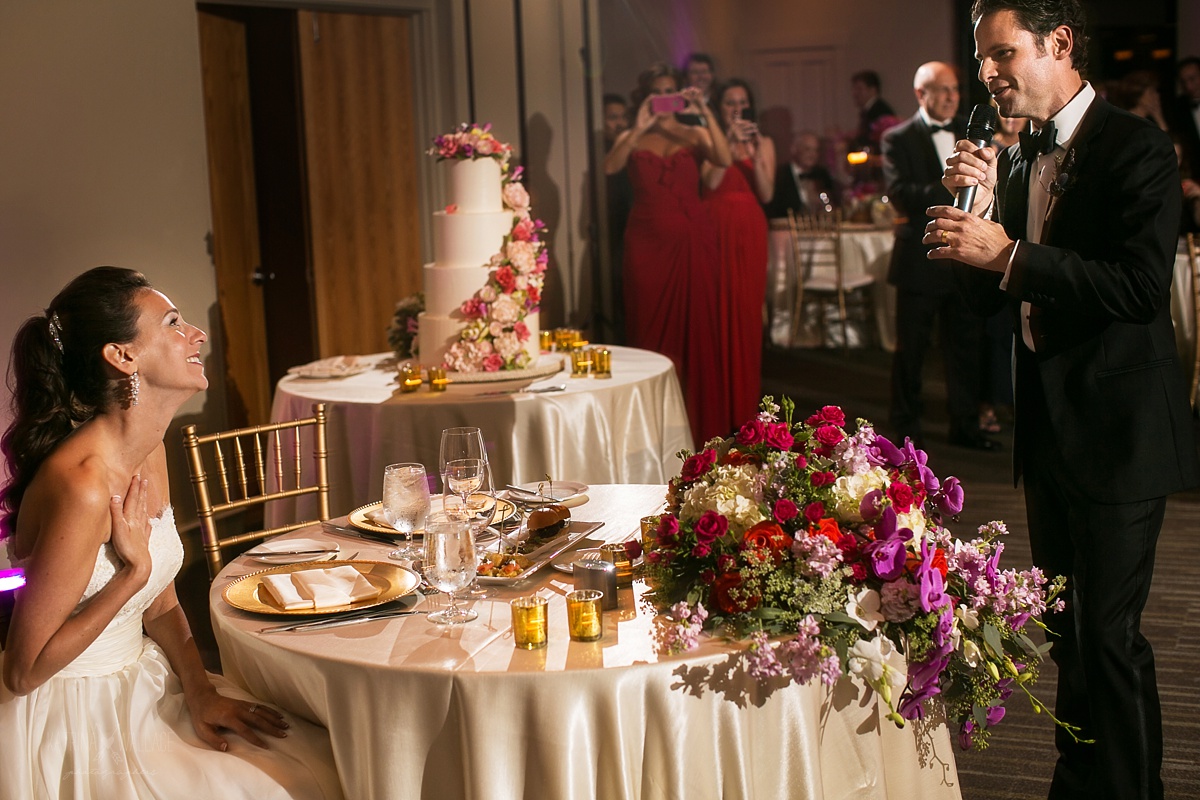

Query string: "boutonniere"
[[1043, 147, 1077, 223]]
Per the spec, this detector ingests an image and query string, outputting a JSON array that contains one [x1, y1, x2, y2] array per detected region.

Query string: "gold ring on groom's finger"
[[940, 229, 949, 244]]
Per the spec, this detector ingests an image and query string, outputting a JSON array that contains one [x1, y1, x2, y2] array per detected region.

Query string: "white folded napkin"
[[261, 565, 381, 611]]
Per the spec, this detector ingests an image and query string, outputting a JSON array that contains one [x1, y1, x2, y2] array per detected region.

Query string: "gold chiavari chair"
[[182, 403, 330, 580], [1188, 232, 1199, 409], [786, 208, 875, 351]]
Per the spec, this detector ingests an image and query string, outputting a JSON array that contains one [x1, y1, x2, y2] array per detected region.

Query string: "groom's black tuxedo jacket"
[[956, 98, 1199, 502]]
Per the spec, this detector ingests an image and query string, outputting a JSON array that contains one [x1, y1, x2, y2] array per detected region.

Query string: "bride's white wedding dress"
[[0, 507, 344, 799]]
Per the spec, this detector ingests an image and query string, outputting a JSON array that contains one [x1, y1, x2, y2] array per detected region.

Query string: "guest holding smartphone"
[[702, 78, 774, 426], [603, 63, 732, 445]]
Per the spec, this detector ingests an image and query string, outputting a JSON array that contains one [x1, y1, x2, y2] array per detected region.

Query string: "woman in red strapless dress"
[[603, 64, 732, 446], [702, 79, 775, 427]]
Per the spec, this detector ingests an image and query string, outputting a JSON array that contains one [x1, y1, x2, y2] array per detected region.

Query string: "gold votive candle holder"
[[399, 363, 423, 392], [511, 595, 548, 649], [427, 366, 449, 392], [566, 589, 604, 642], [570, 347, 592, 378], [640, 515, 660, 551], [600, 542, 634, 587], [592, 348, 612, 378], [553, 328, 574, 352], [539, 330, 553, 352]]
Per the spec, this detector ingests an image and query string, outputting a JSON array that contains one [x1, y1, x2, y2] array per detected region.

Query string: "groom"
[[923, 1, 1199, 798]]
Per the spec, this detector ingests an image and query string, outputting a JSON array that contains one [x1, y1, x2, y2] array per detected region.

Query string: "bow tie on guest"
[[927, 123, 955, 134], [1019, 121, 1057, 160]]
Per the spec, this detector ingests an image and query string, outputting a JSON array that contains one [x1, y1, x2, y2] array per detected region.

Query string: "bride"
[[0, 267, 343, 798]]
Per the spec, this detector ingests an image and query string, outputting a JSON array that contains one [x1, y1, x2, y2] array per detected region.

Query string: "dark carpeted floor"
[[761, 345, 1200, 800]]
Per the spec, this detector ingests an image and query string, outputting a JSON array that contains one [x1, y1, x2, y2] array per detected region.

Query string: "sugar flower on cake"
[[433, 124, 549, 373], [644, 396, 1073, 751]]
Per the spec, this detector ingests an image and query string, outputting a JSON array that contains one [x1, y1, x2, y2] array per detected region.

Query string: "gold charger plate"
[[347, 495, 517, 536], [223, 559, 420, 616]]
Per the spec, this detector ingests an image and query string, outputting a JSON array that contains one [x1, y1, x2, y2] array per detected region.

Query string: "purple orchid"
[[865, 537, 908, 581], [935, 476, 964, 516], [860, 489, 884, 522]]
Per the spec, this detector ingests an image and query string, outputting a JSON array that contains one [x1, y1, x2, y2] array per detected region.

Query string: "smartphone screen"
[[739, 107, 756, 123]]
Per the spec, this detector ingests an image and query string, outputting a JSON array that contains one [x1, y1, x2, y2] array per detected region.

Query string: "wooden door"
[[297, 10, 422, 358], [196, 9, 271, 425]]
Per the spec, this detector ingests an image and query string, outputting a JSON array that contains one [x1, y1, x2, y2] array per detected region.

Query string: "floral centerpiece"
[[427, 124, 548, 373], [387, 292, 424, 360], [644, 397, 1072, 751]]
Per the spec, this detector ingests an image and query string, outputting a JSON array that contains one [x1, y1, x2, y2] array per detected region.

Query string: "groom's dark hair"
[[970, 0, 1090, 75]]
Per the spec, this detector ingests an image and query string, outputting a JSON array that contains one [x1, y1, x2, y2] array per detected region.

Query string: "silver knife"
[[260, 608, 422, 634], [246, 547, 338, 557]]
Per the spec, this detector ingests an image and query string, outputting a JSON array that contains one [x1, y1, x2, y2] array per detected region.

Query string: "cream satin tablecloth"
[[266, 346, 692, 526], [212, 485, 962, 800], [1171, 237, 1196, 368], [767, 225, 897, 351]]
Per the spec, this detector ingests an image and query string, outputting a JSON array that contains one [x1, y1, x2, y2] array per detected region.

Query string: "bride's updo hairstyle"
[[1, 267, 152, 535]]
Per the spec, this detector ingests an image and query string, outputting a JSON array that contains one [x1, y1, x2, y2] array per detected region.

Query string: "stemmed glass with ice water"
[[382, 462, 430, 561], [440, 427, 497, 597], [422, 513, 478, 625]]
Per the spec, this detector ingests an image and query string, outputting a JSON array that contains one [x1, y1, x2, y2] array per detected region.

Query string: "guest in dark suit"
[[882, 61, 993, 450], [850, 70, 896, 151], [930, 2, 1200, 798], [1173, 57, 1200, 171], [763, 131, 836, 219]]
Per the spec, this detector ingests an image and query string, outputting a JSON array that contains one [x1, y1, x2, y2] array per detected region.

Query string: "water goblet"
[[422, 513, 478, 625], [382, 462, 430, 561]]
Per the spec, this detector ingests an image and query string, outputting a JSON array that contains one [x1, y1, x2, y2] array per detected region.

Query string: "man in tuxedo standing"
[[763, 131, 836, 220], [929, 1, 1200, 798], [850, 70, 896, 151], [883, 61, 993, 450], [1173, 57, 1200, 170]]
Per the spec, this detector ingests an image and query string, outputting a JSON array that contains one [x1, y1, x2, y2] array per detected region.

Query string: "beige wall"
[[0, 0, 222, 525]]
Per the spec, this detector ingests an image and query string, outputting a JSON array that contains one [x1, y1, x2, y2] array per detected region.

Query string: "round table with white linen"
[[211, 485, 963, 800], [266, 346, 693, 526]]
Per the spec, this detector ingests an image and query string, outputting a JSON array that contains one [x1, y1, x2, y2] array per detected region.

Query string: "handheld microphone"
[[953, 104, 999, 212]]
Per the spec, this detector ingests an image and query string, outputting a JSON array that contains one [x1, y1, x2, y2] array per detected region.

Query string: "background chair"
[[786, 209, 875, 351], [182, 403, 330, 580]]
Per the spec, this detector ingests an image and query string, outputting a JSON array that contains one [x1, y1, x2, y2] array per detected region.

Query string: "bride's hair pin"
[[47, 311, 64, 354]]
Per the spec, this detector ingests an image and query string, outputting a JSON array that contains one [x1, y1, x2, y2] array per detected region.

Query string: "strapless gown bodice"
[[1, 507, 344, 799]]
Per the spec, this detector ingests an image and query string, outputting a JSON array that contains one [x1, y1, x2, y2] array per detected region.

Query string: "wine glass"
[[445, 460, 499, 598], [422, 513, 478, 625], [382, 462, 430, 561], [439, 427, 487, 505]]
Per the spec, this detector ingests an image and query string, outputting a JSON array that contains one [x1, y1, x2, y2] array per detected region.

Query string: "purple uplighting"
[[0, 567, 26, 592]]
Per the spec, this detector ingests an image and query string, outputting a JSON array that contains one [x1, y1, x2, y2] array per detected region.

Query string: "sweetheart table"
[[265, 346, 692, 526], [211, 484, 963, 800]]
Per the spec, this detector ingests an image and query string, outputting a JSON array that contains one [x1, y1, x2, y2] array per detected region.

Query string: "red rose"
[[700, 568, 717, 585], [795, 454, 808, 470], [850, 562, 868, 581], [624, 540, 643, 560], [495, 266, 516, 292], [764, 422, 794, 451], [806, 405, 846, 427], [810, 471, 836, 487], [717, 554, 737, 572], [932, 548, 949, 578], [680, 449, 718, 482], [887, 482, 915, 513], [810, 517, 843, 544], [815, 426, 845, 448], [736, 419, 766, 445], [693, 510, 729, 545], [692, 542, 712, 558], [804, 501, 825, 523], [527, 285, 541, 304], [713, 571, 760, 614], [773, 498, 799, 523], [721, 450, 757, 467]]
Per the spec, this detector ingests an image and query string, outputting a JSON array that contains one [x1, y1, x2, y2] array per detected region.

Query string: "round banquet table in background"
[[212, 485, 963, 800], [266, 346, 693, 526]]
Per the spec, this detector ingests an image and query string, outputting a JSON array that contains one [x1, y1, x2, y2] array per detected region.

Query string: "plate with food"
[[475, 520, 604, 585], [509, 480, 589, 504], [348, 495, 517, 536], [223, 560, 421, 615], [286, 355, 371, 379]]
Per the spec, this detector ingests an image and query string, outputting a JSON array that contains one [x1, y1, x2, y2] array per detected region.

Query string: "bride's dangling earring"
[[124, 370, 140, 408]]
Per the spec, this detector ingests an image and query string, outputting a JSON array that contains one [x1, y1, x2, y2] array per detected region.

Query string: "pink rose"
[[513, 321, 530, 342], [460, 298, 486, 319], [482, 353, 504, 372], [512, 218, 537, 241], [495, 266, 516, 292]]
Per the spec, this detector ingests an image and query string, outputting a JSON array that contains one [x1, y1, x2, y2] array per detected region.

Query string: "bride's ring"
[[248, 704, 259, 714]]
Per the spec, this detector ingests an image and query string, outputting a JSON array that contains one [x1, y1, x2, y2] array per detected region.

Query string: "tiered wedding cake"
[[417, 124, 546, 372]]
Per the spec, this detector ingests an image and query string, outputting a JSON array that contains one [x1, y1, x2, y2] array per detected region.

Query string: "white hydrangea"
[[678, 464, 765, 535], [896, 509, 927, 539], [830, 466, 889, 521]]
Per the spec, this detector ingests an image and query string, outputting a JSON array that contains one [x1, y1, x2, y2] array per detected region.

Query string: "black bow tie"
[[928, 123, 954, 134], [1019, 121, 1057, 160]]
